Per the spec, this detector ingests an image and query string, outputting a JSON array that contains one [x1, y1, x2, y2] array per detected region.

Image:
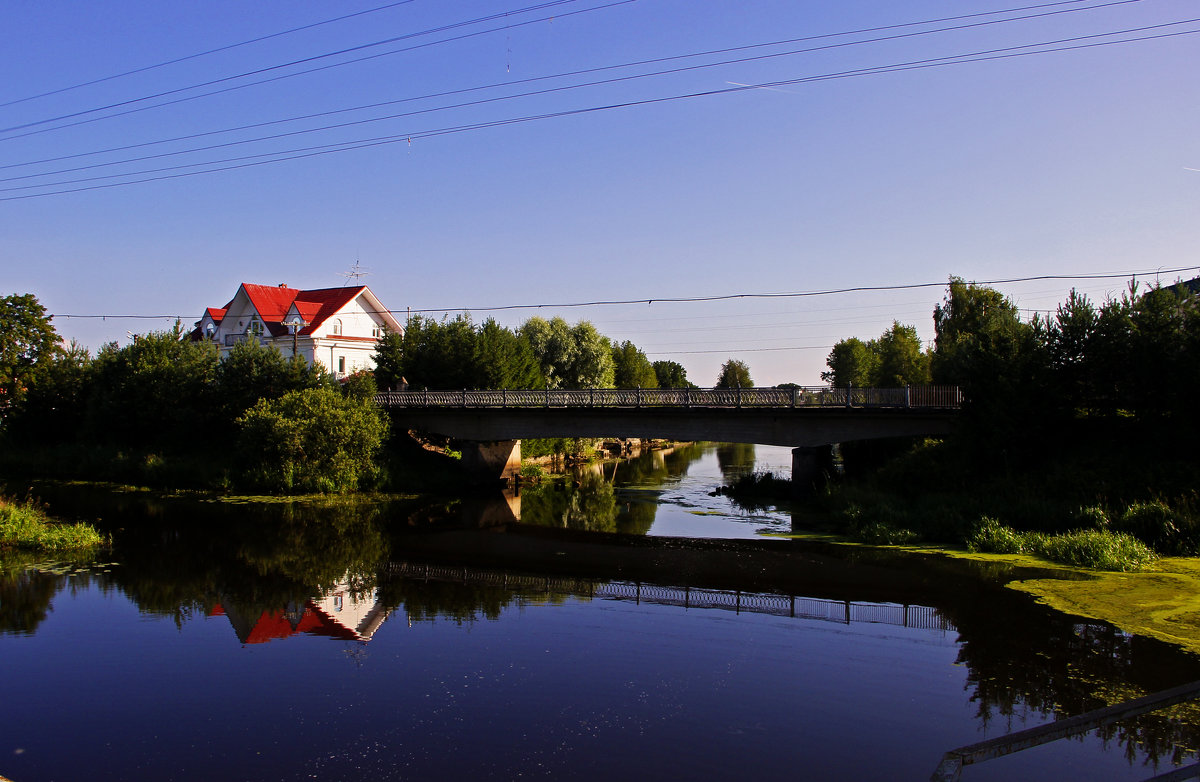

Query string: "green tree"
[[611, 340, 658, 388], [566, 321, 615, 389], [392, 314, 478, 389], [340, 370, 378, 402], [821, 337, 877, 387], [874, 321, 931, 387], [521, 317, 615, 389], [1045, 288, 1099, 411], [932, 277, 1031, 386], [521, 316, 577, 389], [6, 340, 91, 443], [0, 293, 60, 424], [86, 324, 220, 447], [236, 387, 389, 493], [213, 338, 326, 422], [372, 330, 406, 390], [715, 359, 753, 388], [652, 360, 692, 388], [473, 318, 543, 389], [931, 277, 1043, 439]]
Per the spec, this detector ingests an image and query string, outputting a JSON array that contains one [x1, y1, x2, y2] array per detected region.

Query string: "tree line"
[[371, 313, 719, 391], [823, 275, 1200, 432], [0, 296, 762, 492]]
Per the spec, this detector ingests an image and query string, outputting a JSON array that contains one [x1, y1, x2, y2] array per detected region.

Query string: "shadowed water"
[[2, 445, 1199, 781]]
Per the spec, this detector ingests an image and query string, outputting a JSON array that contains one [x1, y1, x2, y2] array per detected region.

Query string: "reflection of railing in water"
[[388, 561, 955, 632]]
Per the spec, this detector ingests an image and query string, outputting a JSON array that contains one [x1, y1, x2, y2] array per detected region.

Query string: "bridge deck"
[[376, 385, 962, 410]]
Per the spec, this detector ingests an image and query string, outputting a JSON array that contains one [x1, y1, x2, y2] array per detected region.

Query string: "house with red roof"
[[193, 283, 403, 379]]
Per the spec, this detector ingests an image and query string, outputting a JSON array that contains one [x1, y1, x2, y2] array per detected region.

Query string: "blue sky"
[[2, 0, 1197, 385]]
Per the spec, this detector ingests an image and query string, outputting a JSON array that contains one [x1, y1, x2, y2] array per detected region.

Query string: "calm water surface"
[[2, 444, 1199, 781]]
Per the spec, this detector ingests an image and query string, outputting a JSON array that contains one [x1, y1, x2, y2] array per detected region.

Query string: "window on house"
[[332, 319, 342, 335], [338, 356, 346, 374], [250, 315, 263, 336], [371, 325, 382, 338]]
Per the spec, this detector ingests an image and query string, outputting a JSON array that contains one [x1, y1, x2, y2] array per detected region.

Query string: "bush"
[[855, 521, 918, 545], [967, 516, 1154, 571], [1038, 529, 1156, 572], [0, 497, 105, 552], [967, 517, 1028, 554], [1072, 505, 1110, 529], [236, 387, 389, 493], [1114, 500, 1200, 555]]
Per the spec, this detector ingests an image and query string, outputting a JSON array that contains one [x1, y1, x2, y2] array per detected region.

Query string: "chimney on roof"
[[279, 283, 287, 287]]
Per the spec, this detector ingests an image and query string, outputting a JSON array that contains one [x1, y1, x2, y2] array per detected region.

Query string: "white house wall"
[[198, 286, 398, 380]]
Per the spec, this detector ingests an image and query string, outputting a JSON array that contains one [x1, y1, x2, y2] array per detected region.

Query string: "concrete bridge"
[[376, 386, 962, 489]]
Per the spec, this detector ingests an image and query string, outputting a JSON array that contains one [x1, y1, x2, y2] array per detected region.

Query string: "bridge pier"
[[791, 444, 835, 496], [459, 439, 522, 485]]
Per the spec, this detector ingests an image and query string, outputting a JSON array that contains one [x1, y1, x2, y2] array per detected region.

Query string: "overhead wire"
[[0, 0, 1150, 184], [0, 0, 597, 136], [5, 22, 1198, 202], [0, 0, 1128, 154], [0, 0, 421, 109], [51, 267, 1200, 321]]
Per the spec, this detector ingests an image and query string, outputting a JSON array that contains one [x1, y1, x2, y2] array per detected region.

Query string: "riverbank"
[[0, 495, 105, 552], [759, 523, 1200, 658]]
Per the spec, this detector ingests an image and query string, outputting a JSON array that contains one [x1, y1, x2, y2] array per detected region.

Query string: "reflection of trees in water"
[[519, 443, 714, 535], [11, 483, 1200, 769], [519, 470, 618, 532], [939, 567, 1200, 770], [377, 578, 578, 624], [101, 497, 390, 625], [715, 443, 756, 480], [0, 567, 64, 635]]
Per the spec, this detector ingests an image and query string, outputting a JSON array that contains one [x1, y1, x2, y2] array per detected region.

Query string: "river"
[[2, 444, 1198, 781]]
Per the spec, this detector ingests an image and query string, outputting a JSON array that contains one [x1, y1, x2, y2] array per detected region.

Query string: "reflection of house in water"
[[211, 580, 389, 645]]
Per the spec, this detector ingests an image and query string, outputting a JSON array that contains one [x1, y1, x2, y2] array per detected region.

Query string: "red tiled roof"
[[292, 286, 367, 335], [209, 284, 370, 336], [240, 284, 301, 337]]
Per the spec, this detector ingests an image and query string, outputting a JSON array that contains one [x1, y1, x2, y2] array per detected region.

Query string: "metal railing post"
[[905, 385, 911, 409], [846, 383, 852, 408]]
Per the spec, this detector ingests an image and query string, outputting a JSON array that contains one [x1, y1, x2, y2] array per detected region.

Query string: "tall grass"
[[967, 517, 1155, 572], [0, 497, 105, 552]]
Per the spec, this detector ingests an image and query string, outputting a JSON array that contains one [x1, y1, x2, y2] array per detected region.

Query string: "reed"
[[0, 497, 105, 552]]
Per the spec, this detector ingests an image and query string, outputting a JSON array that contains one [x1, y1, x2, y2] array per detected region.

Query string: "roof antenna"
[[339, 258, 370, 286]]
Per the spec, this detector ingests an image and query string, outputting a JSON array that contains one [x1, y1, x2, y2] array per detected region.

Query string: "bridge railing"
[[375, 385, 962, 410]]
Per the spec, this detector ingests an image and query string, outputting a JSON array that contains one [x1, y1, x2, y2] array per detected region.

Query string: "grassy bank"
[[718, 428, 1200, 573], [0, 496, 105, 552]]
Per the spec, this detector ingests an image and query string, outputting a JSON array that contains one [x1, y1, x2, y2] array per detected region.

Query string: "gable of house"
[[192, 282, 402, 376]]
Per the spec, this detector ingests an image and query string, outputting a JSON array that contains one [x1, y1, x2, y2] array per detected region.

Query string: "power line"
[[6, 23, 1197, 201], [0, 0, 1123, 159], [0, 1, 635, 146], [0, 0, 1146, 184], [51, 267, 1199, 321], [0, 1, 420, 109], [0, 0, 593, 136]]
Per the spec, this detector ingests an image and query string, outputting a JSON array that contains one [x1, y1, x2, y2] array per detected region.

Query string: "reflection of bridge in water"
[[388, 561, 955, 633]]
